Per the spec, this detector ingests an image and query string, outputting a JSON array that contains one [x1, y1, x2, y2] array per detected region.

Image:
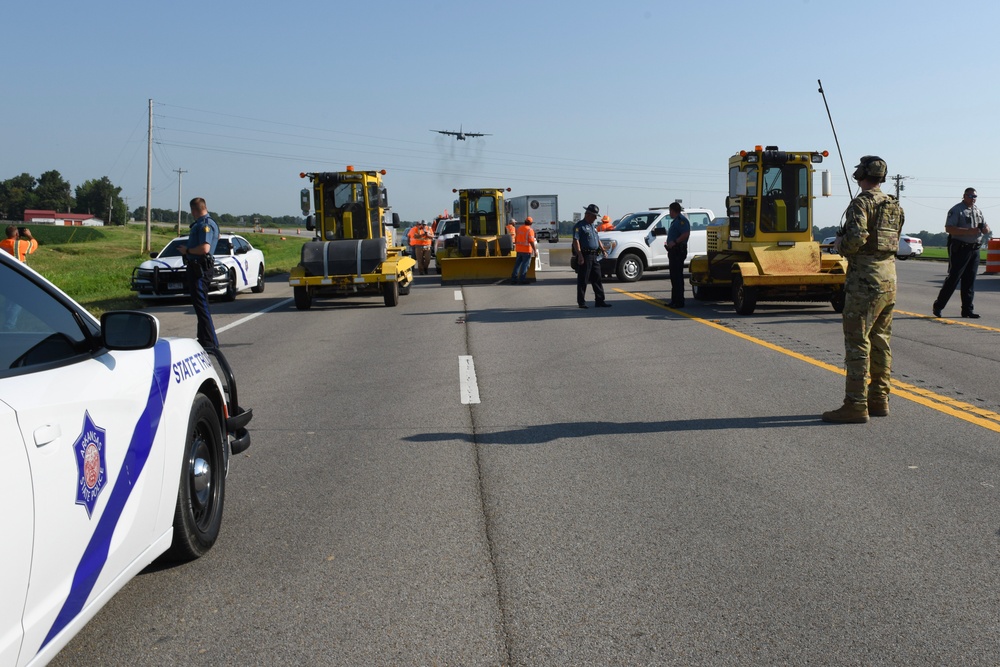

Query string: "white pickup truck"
[[599, 207, 714, 281]]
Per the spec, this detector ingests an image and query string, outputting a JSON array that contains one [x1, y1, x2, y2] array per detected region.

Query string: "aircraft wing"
[[432, 130, 459, 136], [464, 132, 490, 137]]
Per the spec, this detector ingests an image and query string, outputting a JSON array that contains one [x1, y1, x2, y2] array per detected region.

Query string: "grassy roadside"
[[23, 224, 308, 314]]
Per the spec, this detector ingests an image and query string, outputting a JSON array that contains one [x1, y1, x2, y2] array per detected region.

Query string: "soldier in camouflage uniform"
[[822, 156, 904, 424]]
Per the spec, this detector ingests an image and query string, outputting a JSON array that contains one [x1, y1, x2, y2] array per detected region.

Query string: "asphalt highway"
[[54, 248, 1000, 666]]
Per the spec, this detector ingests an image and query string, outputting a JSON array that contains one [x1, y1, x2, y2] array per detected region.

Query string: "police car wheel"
[[251, 265, 265, 293], [222, 270, 238, 301], [166, 394, 226, 562]]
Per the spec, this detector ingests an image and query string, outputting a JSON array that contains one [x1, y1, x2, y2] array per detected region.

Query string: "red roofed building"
[[23, 210, 104, 226]]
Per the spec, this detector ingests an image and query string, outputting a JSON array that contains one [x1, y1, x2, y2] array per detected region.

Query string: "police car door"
[[0, 400, 33, 665], [0, 268, 166, 659]]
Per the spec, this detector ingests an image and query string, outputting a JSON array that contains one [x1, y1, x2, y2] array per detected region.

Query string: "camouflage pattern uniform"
[[838, 185, 904, 407]]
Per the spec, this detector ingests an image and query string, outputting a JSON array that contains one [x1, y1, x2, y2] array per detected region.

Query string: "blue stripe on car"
[[40, 340, 173, 650]]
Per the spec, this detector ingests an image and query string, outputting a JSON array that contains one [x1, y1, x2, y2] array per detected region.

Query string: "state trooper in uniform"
[[933, 187, 991, 318], [178, 197, 221, 350], [823, 156, 904, 423], [573, 204, 610, 308]]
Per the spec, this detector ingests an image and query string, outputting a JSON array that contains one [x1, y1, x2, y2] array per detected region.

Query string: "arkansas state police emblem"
[[74, 411, 107, 518]]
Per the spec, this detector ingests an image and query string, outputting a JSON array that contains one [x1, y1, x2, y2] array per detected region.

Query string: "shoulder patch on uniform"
[[204, 226, 210, 233], [74, 410, 107, 518]]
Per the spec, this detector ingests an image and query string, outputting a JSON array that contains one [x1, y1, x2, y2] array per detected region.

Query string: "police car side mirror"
[[101, 311, 159, 350]]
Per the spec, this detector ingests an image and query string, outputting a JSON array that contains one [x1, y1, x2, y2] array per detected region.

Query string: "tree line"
[[132, 207, 303, 229], [1, 171, 302, 229], [0, 170, 128, 226]]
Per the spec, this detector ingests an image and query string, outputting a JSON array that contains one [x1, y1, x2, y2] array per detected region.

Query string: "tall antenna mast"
[[817, 80, 855, 200]]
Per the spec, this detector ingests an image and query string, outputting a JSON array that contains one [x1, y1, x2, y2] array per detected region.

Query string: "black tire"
[[166, 394, 226, 562], [222, 270, 238, 302], [732, 274, 757, 315], [692, 284, 709, 301], [616, 253, 644, 282], [399, 280, 411, 296], [831, 291, 846, 313], [383, 280, 399, 307], [251, 265, 265, 293], [293, 286, 312, 310]]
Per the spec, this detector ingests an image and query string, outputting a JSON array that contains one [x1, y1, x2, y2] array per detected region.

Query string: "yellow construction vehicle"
[[289, 167, 415, 309], [438, 187, 534, 283], [689, 145, 847, 315]]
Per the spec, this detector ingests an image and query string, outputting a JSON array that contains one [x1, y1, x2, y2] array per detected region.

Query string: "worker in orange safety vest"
[[1, 225, 38, 263], [509, 217, 537, 284], [408, 220, 434, 274]]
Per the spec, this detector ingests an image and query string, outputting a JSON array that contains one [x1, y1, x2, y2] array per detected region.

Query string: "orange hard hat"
[[525, 216, 533, 223], [602, 215, 611, 223]]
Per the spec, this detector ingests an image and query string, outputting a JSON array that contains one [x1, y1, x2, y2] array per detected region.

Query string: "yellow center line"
[[895, 309, 1000, 332], [617, 289, 1000, 433]]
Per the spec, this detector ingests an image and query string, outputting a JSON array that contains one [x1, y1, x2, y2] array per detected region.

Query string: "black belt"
[[952, 240, 981, 249], [582, 250, 600, 255]]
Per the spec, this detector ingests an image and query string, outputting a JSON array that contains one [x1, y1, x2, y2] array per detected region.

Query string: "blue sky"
[[6, 0, 999, 234]]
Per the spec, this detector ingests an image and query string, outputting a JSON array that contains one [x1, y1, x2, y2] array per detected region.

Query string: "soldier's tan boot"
[[822, 400, 870, 423], [867, 395, 889, 417]]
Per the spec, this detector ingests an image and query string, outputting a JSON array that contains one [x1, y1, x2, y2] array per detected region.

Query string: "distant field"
[[21, 224, 308, 314]]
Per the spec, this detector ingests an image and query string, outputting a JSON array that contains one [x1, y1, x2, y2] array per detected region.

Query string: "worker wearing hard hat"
[[510, 217, 537, 284], [597, 215, 615, 232], [506, 217, 517, 239]]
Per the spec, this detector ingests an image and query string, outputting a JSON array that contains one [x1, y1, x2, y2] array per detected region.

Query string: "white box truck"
[[507, 194, 559, 242]]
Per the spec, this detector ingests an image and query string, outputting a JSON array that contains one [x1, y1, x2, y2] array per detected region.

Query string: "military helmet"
[[853, 155, 888, 182]]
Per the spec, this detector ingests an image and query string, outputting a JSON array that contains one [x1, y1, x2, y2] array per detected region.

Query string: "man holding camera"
[[1, 225, 38, 263], [933, 188, 991, 319], [178, 197, 220, 350]]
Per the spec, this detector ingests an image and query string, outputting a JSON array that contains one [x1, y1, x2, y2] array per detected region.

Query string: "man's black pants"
[[577, 252, 606, 305], [935, 240, 980, 314], [187, 261, 220, 349]]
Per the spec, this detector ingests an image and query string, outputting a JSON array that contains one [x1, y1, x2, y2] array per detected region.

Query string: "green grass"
[[23, 224, 308, 314]]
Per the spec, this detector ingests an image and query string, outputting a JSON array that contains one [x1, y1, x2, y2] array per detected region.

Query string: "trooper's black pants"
[[576, 252, 606, 306], [187, 260, 219, 349]]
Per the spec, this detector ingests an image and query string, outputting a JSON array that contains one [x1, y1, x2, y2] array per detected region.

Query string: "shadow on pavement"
[[404, 415, 821, 446]]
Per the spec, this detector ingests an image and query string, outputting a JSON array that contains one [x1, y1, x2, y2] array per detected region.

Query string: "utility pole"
[[175, 168, 187, 235], [890, 174, 910, 200], [145, 99, 153, 253]]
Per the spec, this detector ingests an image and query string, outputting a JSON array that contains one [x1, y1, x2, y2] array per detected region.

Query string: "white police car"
[[822, 235, 924, 259], [130, 233, 266, 301], [1, 250, 251, 666]]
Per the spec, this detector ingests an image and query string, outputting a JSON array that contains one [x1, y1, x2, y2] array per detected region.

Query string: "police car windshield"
[[158, 239, 187, 258], [158, 237, 231, 258]]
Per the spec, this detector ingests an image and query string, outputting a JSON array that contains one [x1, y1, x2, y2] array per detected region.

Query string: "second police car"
[[1, 251, 251, 666], [130, 233, 266, 301]]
